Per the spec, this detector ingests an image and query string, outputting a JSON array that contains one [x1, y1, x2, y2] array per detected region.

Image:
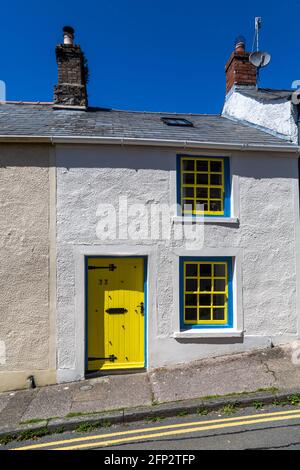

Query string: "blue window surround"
[[176, 155, 231, 218], [179, 257, 233, 330]]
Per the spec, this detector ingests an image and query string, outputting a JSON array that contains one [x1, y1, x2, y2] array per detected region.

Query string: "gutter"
[[0, 134, 299, 154]]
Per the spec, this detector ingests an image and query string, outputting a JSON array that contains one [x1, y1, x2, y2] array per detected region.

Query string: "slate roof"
[[239, 88, 293, 102], [0, 102, 296, 147]]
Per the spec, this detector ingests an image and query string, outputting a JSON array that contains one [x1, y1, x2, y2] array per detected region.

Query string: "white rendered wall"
[[55, 144, 299, 381], [222, 91, 298, 143]]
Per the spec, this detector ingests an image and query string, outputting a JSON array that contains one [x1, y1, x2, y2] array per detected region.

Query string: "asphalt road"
[[4, 404, 300, 451]]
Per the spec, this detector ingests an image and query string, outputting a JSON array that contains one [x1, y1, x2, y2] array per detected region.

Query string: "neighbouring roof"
[[0, 102, 296, 148], [239, 88, 293, 102]]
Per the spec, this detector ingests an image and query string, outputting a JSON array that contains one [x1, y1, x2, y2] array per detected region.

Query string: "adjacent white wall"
[[55, 144, 299, 381], [222, 91, 298, 143]]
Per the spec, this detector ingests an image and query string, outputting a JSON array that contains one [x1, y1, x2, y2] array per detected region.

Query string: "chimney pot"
[[63, 26, 74, 45], [234, 35, 246, 53]]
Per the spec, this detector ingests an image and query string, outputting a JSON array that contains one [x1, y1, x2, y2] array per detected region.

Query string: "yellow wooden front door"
[[87, 257, 145, 371]]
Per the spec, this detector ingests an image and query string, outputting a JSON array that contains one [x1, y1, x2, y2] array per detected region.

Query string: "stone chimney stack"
[[225, 36, 257, 95], [54, 26, 88, 109]]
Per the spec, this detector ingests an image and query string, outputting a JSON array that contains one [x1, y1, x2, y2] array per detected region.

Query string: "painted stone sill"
[[173, 329, 244, 339], [172, 216, 239, 225]]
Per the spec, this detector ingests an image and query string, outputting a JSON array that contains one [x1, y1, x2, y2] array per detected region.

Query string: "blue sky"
[[1, 0, 299, 114]]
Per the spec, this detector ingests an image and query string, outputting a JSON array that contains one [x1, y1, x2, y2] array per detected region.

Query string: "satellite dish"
[[249, 18, 271, 69], [249, 51, 271, 68]]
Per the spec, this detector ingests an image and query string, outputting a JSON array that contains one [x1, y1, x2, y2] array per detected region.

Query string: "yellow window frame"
[[180, 157, 225, 216], [184, 261, 228, 325]]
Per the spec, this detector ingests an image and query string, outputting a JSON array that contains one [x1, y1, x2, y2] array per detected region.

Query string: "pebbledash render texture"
[[0, 28, 299, 391]]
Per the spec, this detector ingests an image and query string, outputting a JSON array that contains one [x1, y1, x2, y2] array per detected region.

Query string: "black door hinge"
[[88, 264, 117, 271]]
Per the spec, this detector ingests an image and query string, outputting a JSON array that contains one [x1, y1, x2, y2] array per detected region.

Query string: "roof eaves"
[[0, 134, 297, 153]]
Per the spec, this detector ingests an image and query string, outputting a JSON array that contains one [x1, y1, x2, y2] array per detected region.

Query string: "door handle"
[[105, 308, 128, 314]]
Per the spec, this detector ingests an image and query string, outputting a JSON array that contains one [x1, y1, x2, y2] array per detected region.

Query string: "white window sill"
[[172, 216, 239, 225], [173, 329, 244, 339]]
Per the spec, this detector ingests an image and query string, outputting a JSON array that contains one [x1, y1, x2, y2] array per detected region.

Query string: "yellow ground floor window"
[[182, 259, 232, 327]]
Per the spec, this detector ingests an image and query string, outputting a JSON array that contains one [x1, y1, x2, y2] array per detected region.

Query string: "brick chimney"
[[225, 37, 257, 95], [54, 26, 88, 109]]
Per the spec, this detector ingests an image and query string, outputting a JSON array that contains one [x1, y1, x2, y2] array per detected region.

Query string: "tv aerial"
[[249, 17, 271, 69]]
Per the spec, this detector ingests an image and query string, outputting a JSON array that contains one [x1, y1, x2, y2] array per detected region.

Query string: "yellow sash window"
[[184, 261, 228, 325], [180, 157, 225, 215]]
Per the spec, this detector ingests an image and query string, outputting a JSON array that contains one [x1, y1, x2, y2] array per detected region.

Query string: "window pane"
[[185, 308, 197, 321], [213, 294, 226, 306], [200, 279, 212, 292], [213, 308, 225, 320], [183, 187, 194, 198], [199, 294, 211, 306], [210, 188, 222, 199], [214, 279, 226, 292], [210, 174, 222, 185], [209, 200, 222, 212], [196, 187, 208, 198], [182, 160, 194, 171], [200, 263, 212, 276], [199, 308, 211, 320], [186, 264, 198, 276], [185, 294, 197, 306], [210, 161, 222, 172], [196, 174, 208, 185], [183, 173, 195, 185], [186, 278, 198, 292], [196, 160, 208, 172], [214, 264, 225, 277]]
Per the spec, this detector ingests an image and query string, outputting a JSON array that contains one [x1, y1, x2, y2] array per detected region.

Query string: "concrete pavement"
[[1, 343, 300, 439]]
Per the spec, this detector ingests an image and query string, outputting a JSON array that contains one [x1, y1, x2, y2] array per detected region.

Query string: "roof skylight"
[[161, 117, 193, 127]]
